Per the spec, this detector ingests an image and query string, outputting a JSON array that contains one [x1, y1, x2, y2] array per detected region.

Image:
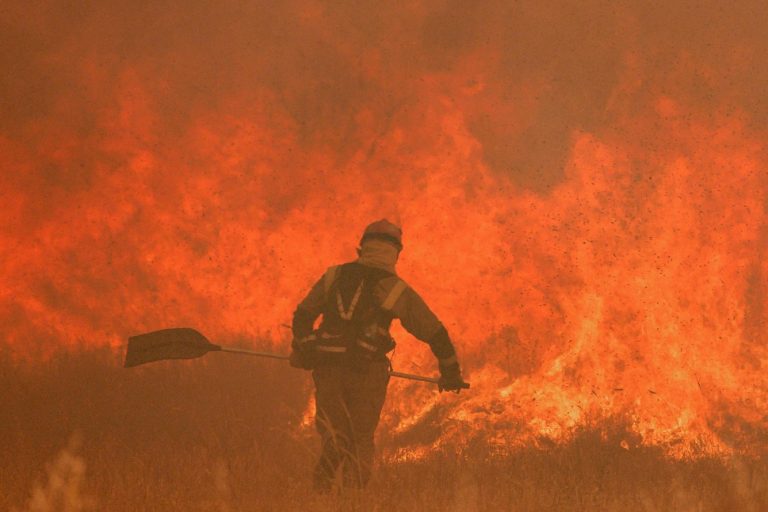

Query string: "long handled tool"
[[124, 327, 458, 387]]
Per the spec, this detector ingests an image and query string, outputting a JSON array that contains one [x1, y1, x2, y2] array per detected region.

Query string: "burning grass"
[[2, 348, 767, 511]]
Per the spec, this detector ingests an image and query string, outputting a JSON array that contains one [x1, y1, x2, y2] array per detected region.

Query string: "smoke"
[[4, 1, 767, 185]]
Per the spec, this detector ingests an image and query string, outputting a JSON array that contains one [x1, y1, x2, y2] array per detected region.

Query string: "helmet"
[[360, 219, 403, 251]]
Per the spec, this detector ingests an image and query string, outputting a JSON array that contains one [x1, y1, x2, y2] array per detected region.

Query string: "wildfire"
[[1, 1, 767, 457]]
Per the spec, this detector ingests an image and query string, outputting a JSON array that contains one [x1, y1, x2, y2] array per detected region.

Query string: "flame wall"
[[2, 1, 768, 454]]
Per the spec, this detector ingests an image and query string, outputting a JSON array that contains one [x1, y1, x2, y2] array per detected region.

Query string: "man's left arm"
[[391, 285, 467, 392], [289, 276, 325, 368]]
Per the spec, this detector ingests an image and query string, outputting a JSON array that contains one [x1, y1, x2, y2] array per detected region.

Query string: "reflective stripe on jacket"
[[294, 262, 446, 349]]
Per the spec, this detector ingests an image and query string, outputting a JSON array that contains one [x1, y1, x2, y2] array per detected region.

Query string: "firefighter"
[[289, 219, 467, 491]]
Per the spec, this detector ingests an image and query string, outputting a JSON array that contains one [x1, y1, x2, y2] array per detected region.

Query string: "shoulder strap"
[[381, 279, 407, 311], [323, 265, 340, 296]]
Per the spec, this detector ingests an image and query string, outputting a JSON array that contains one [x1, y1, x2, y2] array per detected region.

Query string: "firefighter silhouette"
[[290, 219, 466, 490]]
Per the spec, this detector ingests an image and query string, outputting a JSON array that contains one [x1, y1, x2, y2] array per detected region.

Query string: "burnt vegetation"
[[2, 349, 766, 511]]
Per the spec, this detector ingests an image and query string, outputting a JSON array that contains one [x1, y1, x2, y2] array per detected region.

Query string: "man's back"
[[289, 219, 466, 491]]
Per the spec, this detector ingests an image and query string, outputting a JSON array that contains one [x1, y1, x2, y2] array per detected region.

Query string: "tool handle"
[[217, 347, 469, 388], [391, 371, 471, 389], [218, 346, 290, 360], [388, 370, 439, 384]]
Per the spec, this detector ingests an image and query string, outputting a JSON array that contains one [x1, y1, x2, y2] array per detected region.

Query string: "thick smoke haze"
[[3, 1, 767, 188], [2, 1, 768, 453]]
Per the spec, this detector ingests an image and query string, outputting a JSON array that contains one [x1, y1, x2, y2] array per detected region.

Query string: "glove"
[[289, 335, 316, 370], [289, 349, 313, 369], [438, 361, 468, 393]]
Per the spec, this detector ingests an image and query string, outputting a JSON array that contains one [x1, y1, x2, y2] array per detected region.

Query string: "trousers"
[[312, 360, 390, 489]]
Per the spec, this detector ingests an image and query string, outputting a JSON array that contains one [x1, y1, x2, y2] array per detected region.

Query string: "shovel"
[[124, 327, 464, 386]]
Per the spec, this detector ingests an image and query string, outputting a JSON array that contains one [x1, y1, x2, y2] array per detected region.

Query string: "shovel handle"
[[217, 346, 469, 388], [388, 370, 439, 384], [218, 346, 290, 360]]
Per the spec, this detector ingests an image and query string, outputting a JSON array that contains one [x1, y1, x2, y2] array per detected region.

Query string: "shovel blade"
[[124, 328, 219, 368]]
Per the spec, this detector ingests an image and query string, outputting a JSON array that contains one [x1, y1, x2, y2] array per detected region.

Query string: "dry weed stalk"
[[20, 436, 95, 512]]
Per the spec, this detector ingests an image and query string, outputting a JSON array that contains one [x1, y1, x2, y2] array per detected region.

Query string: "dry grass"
[[1, 348, 766, 511]]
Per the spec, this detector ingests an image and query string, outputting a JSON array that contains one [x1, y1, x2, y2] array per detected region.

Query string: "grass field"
[[2, 348, 766, 511]]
